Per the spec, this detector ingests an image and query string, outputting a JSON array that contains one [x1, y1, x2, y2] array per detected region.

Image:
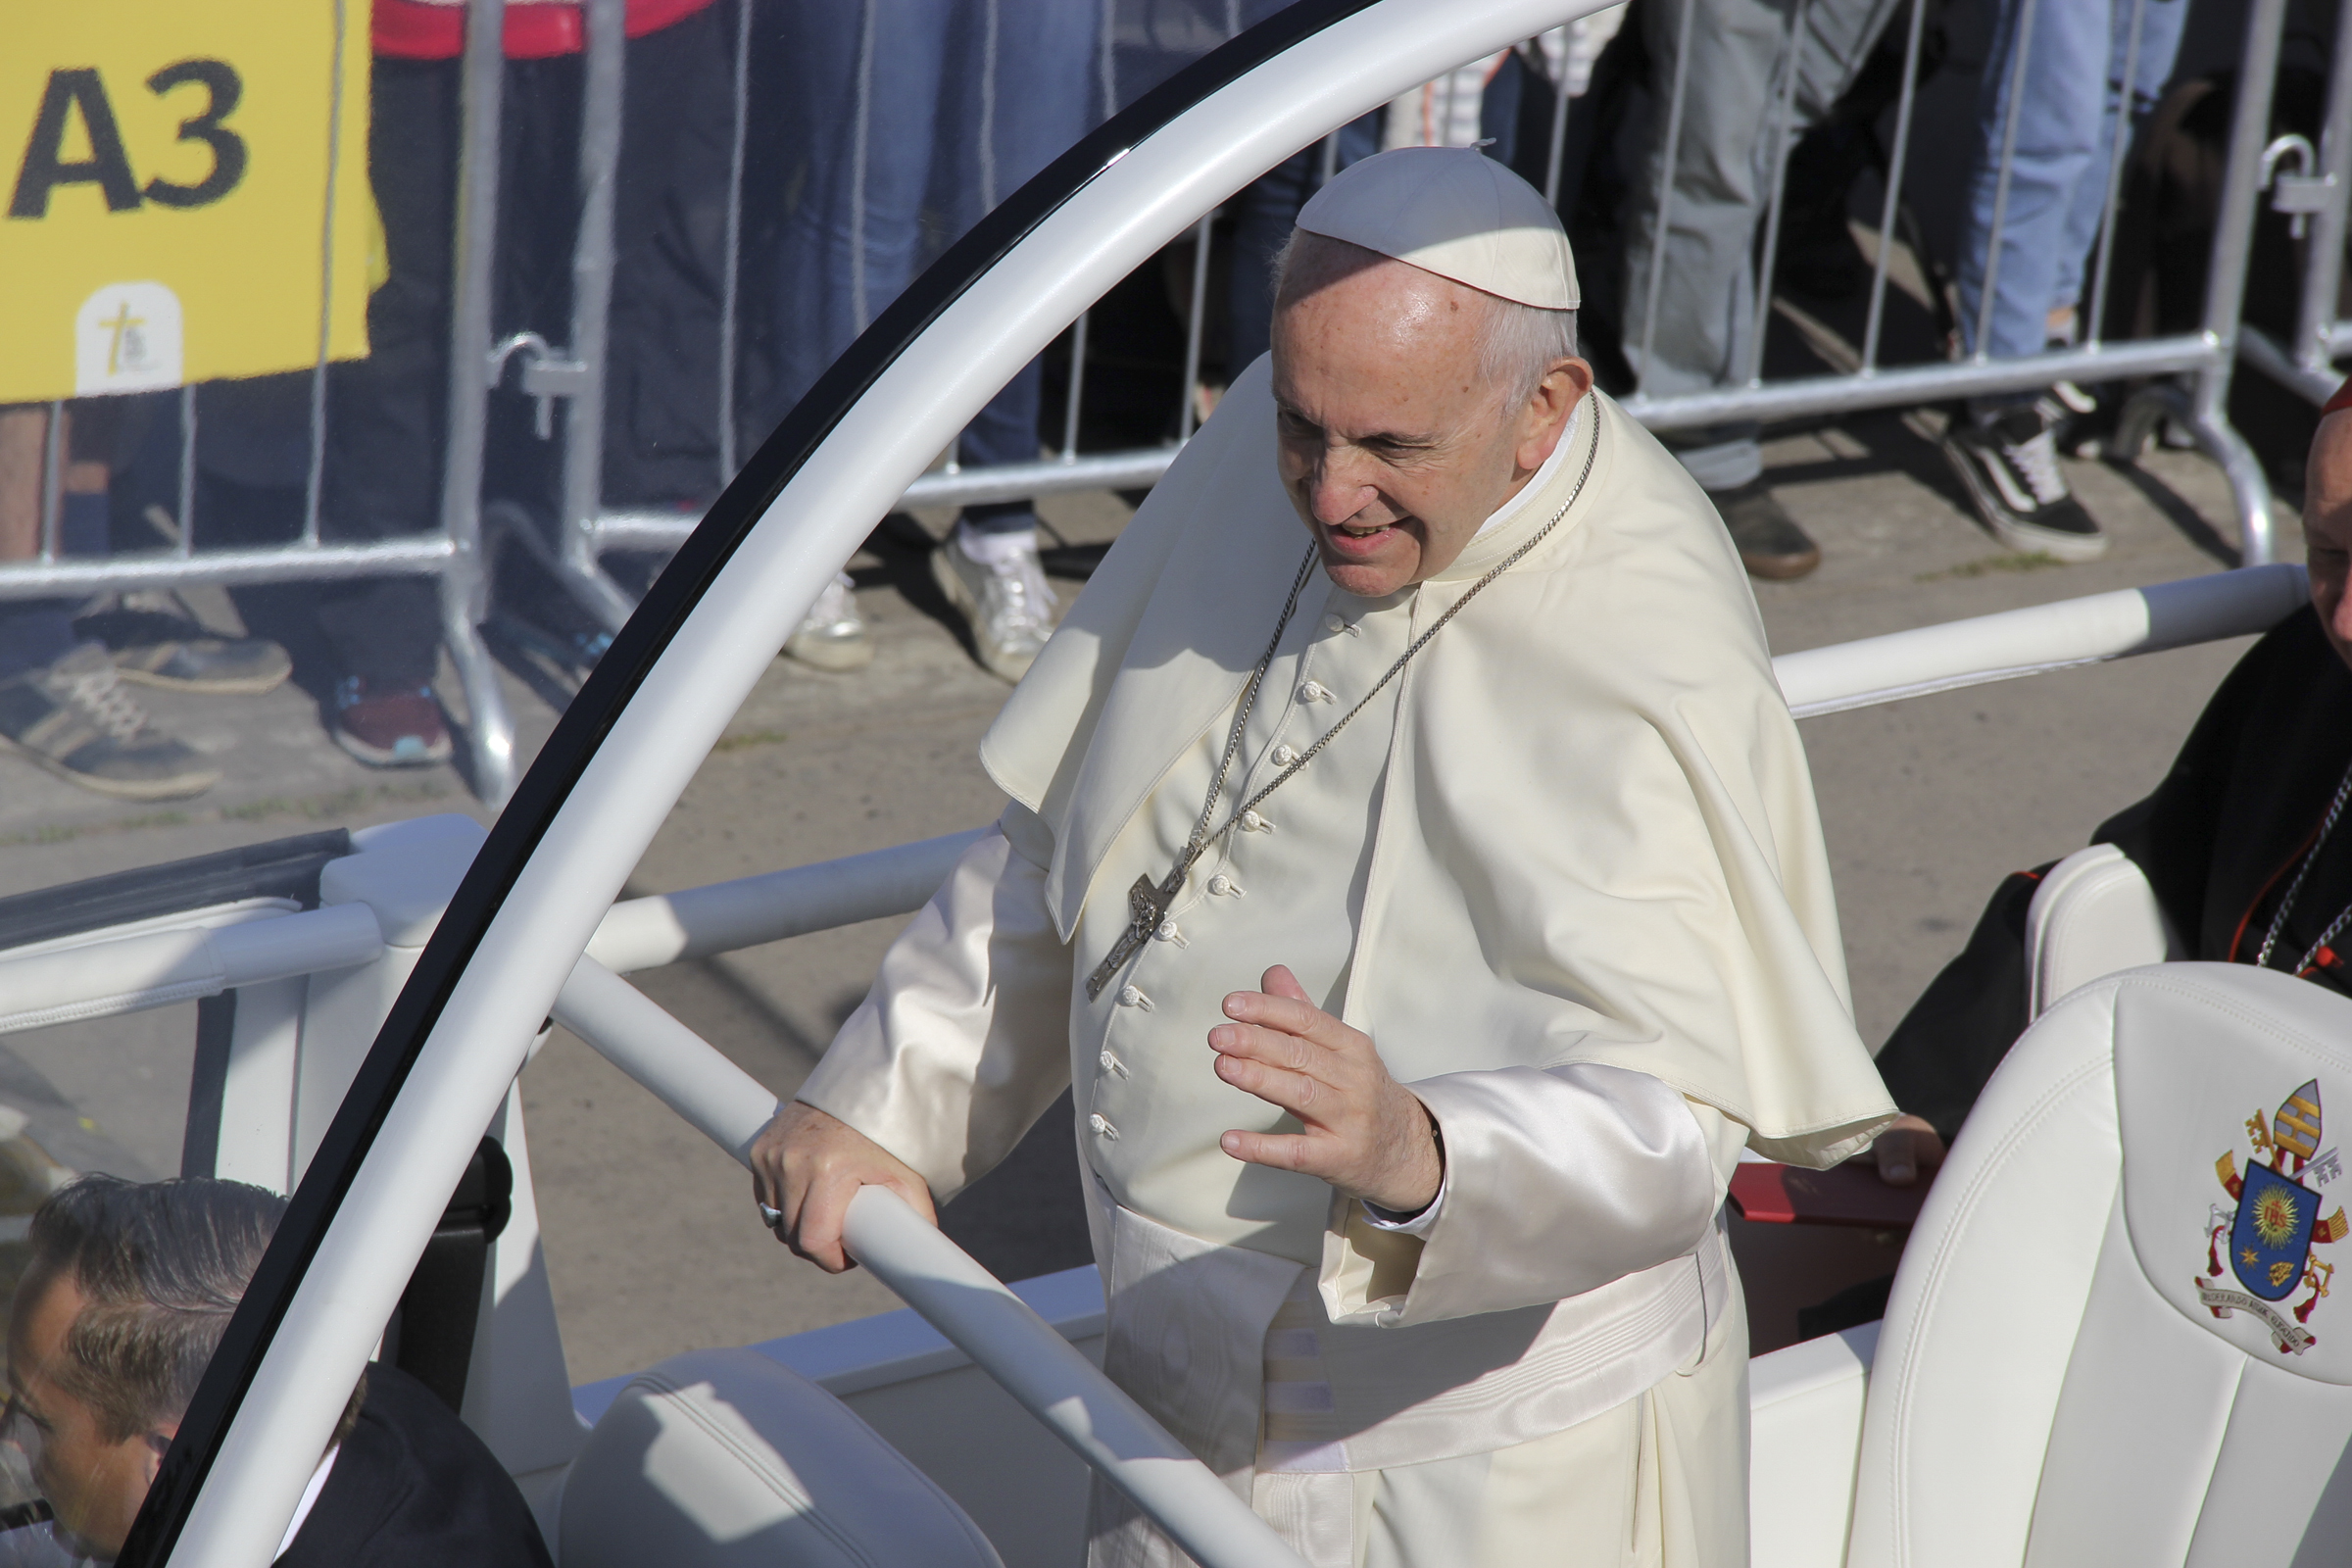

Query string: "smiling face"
[[6, 1267, 168, 1562], [2307, 410, 2352, 671], [1268, 236, 1591, 598]]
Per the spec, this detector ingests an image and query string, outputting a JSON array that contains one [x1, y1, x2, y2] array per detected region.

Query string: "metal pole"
[[1060, 312, 1090, 461], [2082, 0, 2151, 351], [1742, 0, 1811, 388], [1178, 214, 1213, 441], [1972, 0, 2043, 360], [436, 0, 517, 804], [1859, 0, 1925, 373], [303, 0, 352, 548], [1635, 0, 1699, 392], [177, 384, 197, 556], [717, 0, 753, 484], [37, 403, 62, 564], [563, 0, 627, 609], [2291, 0, 2352, 372], [979, 0, 1002, 212], [2188, 0, 2289, 564], [1542, 28, 1572, 206]]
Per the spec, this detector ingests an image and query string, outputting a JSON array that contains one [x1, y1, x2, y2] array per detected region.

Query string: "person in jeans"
[[1940, 0, 2188, 562], [1617, 0, 1904, 580], [755, 0, 1101, 683]]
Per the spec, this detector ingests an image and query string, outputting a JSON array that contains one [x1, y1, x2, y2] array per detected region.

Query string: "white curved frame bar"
[[170, 3, 1632, 1561]]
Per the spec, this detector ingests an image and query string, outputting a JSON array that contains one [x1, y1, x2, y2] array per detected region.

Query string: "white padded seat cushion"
[[560, 1347, 1004, 1568], [2023, 844, 2178, 1018], [1847, 965, 2352, 1568]]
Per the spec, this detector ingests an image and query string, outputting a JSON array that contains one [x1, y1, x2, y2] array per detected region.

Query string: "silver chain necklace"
[[1085, 395, 1600, 1001], [2256, 757, 2352, 976]]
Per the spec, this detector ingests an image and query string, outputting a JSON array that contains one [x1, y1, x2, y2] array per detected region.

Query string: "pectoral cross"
[[1087, 873, 1175, 1001]]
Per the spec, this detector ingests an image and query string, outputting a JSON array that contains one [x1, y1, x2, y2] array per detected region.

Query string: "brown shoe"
[[331, 678, 453, 767], [1713, 480, 1821, 580]]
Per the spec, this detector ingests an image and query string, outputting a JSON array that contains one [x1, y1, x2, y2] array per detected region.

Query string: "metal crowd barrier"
[[12, 0, 2306, 823], [516, 0, 2297, 627], [2236, 0, 2352, 412], [5, 2, 518, 806]]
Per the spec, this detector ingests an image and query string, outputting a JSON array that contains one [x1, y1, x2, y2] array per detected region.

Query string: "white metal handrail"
[[1774, 562, 2309, 718], [547, 955, 1308, 1568]]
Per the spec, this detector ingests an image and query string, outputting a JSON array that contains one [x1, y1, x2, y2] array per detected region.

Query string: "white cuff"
[[1359, 1153, 1450, 1238]]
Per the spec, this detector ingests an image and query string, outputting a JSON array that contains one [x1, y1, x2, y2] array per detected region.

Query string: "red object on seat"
[[2325, 375, 2352, 416], [1728, 1160, 1934, 1229]]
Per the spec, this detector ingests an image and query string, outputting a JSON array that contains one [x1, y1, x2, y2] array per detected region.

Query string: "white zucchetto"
[[1294, 145, 1581, 311]]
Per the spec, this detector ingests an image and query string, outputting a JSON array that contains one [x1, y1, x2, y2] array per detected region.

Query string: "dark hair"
[[24, 1175, 308, 1444]]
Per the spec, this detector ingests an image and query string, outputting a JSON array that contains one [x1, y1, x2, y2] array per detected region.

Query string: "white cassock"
[[797, 358, 1897, 1566]]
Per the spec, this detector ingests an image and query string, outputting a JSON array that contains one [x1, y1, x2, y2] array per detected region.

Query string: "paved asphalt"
[[0, 408, 2299, 1382]]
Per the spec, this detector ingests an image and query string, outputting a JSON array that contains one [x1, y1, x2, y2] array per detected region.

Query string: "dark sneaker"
[[2035, 374, 2105, 460], [1712, 480, 1822, 580], [1940, 408, 2108, 562], [74, 594, 292, 694], [331, 678, 453, 767], [0, 643, 220, 800]]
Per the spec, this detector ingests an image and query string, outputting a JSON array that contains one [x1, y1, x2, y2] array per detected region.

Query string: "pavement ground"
[[0, 405, 2298, 1384]]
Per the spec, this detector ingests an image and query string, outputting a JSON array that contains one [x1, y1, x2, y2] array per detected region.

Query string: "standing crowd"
[[0, 0, 2211, 801]]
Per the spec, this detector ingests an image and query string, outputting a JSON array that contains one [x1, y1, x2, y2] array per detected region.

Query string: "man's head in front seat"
[[2, 1175, 334, 1560]]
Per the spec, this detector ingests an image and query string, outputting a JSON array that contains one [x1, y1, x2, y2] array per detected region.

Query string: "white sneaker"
[[930, 527, 1057, 683], [783, 572, 873, 672]]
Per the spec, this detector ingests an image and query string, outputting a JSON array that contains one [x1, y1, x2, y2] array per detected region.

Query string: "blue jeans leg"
[[764, 0, 953, 419], [2049, 0, 2190, 318], [1954, 0, 2115, 366], [938, 0, 1101, 532]]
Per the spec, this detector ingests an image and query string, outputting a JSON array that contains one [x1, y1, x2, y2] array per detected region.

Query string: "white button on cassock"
[[1099, 1050, 1129, 1077], [1272, 745, 1299, 767], [1207, 874, 1242, 897], [1298, 680, 1333, 704], [1116, 985, 1152, 1009], [1239, 809, 1271, 833], [1323, 613, 1356, 635], [1089, 1112, 1119, 1140]]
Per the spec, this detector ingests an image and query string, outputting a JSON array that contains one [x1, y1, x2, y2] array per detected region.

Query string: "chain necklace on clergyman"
[[2255, 757, 2352, 977], [1084, 396, 1601, 1001]]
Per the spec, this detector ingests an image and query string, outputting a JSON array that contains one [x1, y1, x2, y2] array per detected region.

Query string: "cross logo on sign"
[[74, 281, 181, 395]]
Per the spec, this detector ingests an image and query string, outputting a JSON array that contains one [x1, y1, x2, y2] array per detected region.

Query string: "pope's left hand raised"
[[1210, 964, 1444, 1215]]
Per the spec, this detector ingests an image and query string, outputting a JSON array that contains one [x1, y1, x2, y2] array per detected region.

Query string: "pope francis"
[[751, 147, 1897, 1567]]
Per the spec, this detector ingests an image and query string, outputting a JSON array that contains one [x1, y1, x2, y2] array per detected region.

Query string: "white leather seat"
[[2022, 843, 2180, 1017], [1754, 963, 2352, 1565], [559, 1347, 1004, 1568]]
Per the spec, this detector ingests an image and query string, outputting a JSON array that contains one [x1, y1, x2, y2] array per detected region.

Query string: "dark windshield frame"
[[121, 1, 1380, 1559]]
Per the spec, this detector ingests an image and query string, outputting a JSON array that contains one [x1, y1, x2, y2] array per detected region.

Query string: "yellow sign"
[[0, 0, 373, 402]]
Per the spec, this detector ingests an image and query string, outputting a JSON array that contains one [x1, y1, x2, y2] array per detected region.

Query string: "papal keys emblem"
[[2200, 1079, 2351, 1354]]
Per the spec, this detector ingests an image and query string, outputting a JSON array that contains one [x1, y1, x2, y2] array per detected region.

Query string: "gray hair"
[[1271, 231, 1579, 413], [27, 1175, 287, 1442]]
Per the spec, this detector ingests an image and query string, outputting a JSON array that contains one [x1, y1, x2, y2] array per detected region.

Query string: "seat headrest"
[[561, 1347, 1004, 1568], [2101, 965, 2352, 1383]]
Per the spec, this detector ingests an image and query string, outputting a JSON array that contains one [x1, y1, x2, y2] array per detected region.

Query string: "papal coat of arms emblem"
[[2200, 1079, 2351, 1354]]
